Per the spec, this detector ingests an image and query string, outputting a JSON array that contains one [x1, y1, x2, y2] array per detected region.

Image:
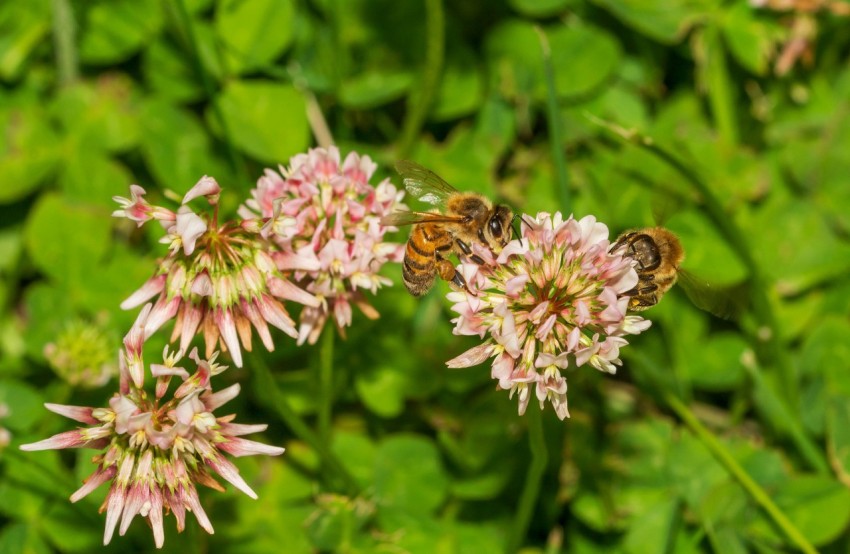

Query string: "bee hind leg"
[[436, 257, 475, 296]]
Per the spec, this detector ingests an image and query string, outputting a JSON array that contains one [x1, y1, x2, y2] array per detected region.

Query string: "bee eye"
[[488, 217, 503, 238]]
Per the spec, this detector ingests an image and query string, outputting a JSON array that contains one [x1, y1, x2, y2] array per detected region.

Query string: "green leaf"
[[40, 502, 103, 552], [0, 101, 60, 204], [142, 38, 204, 103], [0, 523, 52, 554], [431, 52, 484, 122], [0, 1, 50, 81], [355, 363, 408, 418], [591, 0, 718, 44], [683, 332, 747, 391], [485, 20, 621, 103], [720, 3, 780, 76], [215, 0, 296, 74], [23, 193, 111, 286], [22, 283, 75, 361], [79, 0, 164, 65], [622, 497, 679, 554], [60, 155, 133, 209], [332, 431, 377, 488], [339, 70, 415, 109], [50, 76, 140, 154], [211, 80, 309, 164], [139, 99, 229, 190], [509, 0, 574, 18], [748, 475, 850, 547], [827, 397, 850, 488], [373, 434, 448, 516], [0, 379, 43, 433]]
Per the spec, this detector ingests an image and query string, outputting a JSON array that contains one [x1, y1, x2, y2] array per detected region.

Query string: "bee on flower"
[[446, 212, 652, 420], [114, 176, 320, 368], [240, 147, 406, 345]]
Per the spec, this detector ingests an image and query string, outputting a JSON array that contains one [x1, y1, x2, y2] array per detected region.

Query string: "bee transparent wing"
[[395, 160, 459, 206], [381, 210, 467, 227], [678, 270, 749, 321]]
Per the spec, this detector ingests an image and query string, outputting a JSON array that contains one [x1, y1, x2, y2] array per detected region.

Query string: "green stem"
[[535, 27, 570, 211], [664, 393, 818, 554], [507, 405, 547, 554], [397, 0, 444, 159], [318, 327, 335, 444], [51, 0, 78, 84], [250, 355, 359, 495], [173, 0, 246, 183]]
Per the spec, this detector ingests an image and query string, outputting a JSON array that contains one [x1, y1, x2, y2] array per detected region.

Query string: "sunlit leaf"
[[211, 80, 309, 164], [215, 0, 296, 74]]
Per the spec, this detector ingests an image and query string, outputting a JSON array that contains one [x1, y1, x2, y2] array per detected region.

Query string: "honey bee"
[[612, 226, 745, 319], [381, 161, 514, 296]]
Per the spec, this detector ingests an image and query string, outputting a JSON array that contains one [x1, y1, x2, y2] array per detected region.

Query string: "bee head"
[[485, 205, 514, 251]]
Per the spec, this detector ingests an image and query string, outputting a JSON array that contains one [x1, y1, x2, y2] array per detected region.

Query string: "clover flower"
[[20, 346, 284, 548], [446, 212, 651, 420], [44, 318, 117, 388], [240, 147, 405, 344], [116, 177, 319, 367]]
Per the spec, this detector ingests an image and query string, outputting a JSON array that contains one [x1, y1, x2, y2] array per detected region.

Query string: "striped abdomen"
[[402, 223, 452, 296]]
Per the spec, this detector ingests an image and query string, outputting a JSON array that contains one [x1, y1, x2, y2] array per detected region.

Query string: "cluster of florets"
[[446, 212, 651, 419], [240, 147, 405, 344]]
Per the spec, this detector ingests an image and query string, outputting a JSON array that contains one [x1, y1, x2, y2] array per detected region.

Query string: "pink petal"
[[121, 275, 166, 310], [45, 403, 98, 424], [446, 343, 494, 368], [184, 486, 215, 534], [182, 175, 221, 205], [218, 422, 267, 436], [20, 429, 90, 451], [215, 308, 242, 368], [218, 437, 285, 457], [205, 453, 257, 499], [267, 277, 320, 307], [70, 466, 117, 503], [204, 383, 240, 411]]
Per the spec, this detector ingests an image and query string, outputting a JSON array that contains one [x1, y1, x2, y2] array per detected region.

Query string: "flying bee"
[[381, 160, 514, 296], [611, 226, 746, 319]]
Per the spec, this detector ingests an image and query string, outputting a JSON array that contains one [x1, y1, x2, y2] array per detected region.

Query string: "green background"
[[2, 0, 850, 552]]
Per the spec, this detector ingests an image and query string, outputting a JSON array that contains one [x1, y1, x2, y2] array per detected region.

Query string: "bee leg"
[[436, 256, 475, 296], [455, 239, 486, 265]]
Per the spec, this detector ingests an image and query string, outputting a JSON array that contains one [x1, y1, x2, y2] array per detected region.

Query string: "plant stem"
[[664, 392, 818, 554], [535, 26, 570, 211], [250, 356, 360, 495], [172, 0, 246, 183], [51, 0, 78, 84], [507, 405, 547, 554], [318, 327, 335, 444], [397, 0, 444, 159]]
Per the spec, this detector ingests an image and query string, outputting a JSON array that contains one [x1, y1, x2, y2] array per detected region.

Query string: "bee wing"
[[381, 210, 468, 227], [395, 160, 459, 206], [678, 270, 749, 321]]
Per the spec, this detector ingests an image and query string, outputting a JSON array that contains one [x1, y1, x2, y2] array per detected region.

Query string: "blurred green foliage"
[[2, 0, 850, 552]]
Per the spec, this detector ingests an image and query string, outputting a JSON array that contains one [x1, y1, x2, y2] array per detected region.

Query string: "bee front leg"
[[436, 256, 475, 296]]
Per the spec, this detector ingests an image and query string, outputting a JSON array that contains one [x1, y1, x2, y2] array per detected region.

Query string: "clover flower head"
[[116, 176, 319, 367], [240, 147, 406, 345], [44, 318, 117, 388], [446, 212, 651, 420], [20, 347, 284, 548]]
